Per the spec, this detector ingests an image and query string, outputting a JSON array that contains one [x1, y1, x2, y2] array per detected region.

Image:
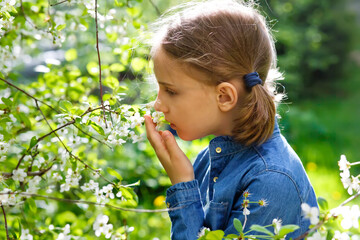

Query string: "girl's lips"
[[170, 123, 176, 129]]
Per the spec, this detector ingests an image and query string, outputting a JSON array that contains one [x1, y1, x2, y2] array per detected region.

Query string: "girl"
[[144, 0, 318, 239]]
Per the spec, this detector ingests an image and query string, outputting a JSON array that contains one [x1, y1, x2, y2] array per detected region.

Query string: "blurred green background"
[[2, 0, 360, 239]]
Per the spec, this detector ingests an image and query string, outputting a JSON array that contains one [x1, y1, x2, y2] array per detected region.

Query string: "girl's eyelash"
[[165, 88, 176, 95]]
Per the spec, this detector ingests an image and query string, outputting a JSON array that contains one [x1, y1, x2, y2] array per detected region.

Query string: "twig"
[[34, 100, 115, 187], [19, 0, 50, 34], [15, 192, 182, 213], [50, 0, 69, 7], [0, 77, 58, 113], [2, 164, 54, 178], [14, 106, 103, 170], [339, 192, 360, 207], [73, 124, 113, 149], [94, 0, 107, 128], [148, 0, 161, 16], [1, 205, 10, 240]]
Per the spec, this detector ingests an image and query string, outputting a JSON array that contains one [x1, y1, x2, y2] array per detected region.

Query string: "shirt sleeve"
[[166, 179, 204, 240]]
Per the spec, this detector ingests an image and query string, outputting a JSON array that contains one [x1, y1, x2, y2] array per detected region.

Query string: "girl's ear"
[[215, 82, 238, 112]]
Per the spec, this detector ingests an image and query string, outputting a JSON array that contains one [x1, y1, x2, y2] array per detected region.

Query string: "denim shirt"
[[165, 122, 318, 240]]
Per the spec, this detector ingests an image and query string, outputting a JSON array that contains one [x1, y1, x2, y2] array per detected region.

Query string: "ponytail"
[[232, 84, 276, 146]]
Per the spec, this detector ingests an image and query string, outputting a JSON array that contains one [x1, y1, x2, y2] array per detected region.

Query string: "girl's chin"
[[177, 132, 202, 141]]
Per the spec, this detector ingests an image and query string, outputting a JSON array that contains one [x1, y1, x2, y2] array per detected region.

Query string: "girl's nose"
[[154, 96, 168, 113]]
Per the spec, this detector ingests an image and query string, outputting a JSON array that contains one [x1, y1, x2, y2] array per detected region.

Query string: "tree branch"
[[2, 164, 54, 178], [19, 0, 51, 34], [1, 205, 10, 240], [15, 192, 182, 213], [148, 0, 161, 16], [0, 77, 58, 113], [50, 0, 69, 7], [94, 0, 107, 128]]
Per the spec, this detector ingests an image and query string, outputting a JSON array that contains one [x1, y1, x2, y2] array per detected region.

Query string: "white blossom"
[[272, 218, 282, 235], [340, 205, 360, 229], [12, 168, 27, 182], [20, 229, 33, 240], [129, 112, 144, 128], [52, 172, 63, 181], [56, 224, 72, 240], [301, 203, 319, 225], [0, 141, 9, 155], [333, 231, 350, 240], [26, 176, 42, 194], [338, 155, 351, 171], [93, 214, 113, 238], [151, 111, 163, 124], [308, 232, 326, 240], [102, 184, 115, 199], [243, 207, 250, 216], [0, 0, 16, 13], [95, 188, 105, 203], [33, 157, 45, 168], [198, 227, 210, 238], [103, 224, 113, 239], [116, 191, 122, 198]]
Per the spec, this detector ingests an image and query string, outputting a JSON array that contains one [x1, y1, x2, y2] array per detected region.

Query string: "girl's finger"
[[161, 131, 185, 159], [144, 115, 169, 161]]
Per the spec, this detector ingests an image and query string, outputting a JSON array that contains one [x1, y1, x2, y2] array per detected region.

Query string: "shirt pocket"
[[204, 201, 229, 230]]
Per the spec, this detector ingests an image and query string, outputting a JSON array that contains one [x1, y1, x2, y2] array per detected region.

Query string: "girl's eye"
[[165, 88, 176, 96]]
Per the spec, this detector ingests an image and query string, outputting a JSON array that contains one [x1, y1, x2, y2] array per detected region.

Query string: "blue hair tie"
[[244, 72, 262, 88]]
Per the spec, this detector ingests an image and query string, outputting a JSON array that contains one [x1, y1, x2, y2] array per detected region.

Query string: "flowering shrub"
[[0, 0, 169, 239]]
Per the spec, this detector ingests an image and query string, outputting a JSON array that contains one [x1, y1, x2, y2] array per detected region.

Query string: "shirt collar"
[[208, 118, 280, 158]]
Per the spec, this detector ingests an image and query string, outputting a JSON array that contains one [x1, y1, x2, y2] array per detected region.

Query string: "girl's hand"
[[144, 115, 195, 185]]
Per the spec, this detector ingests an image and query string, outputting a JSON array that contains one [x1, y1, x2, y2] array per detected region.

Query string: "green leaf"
[[225, 234, 239, 238], [56, 211, 77, 225], [1, 97, 13, 108], [104, 75, 119, 89], [233, 218, 243, 233], [130, 57, 147, 72], [278, 225, 300, 238], [70, 157, 77, 171], [250, 225, 274, 236], [18, 112, 32, 128], [126, 7, 141, 17], [59, 100, 73, 113], [110, 63, 126, 72], [30, 136, 37, 148], [18, 218, 22, 237], [27, 198, 37, 214], [65, 48, 77, 62], [9, 229, 18, 240], [56, 24, 66, 31], [86, 61, 99, 76], [317, 196, 328, 210], [107, 167, 123, 181], [205, 230, 225, 240], [90, 122, 105, 136], [326, 229, 334, 240]]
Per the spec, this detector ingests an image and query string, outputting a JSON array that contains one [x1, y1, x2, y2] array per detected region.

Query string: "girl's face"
[[153, 48, 223, 141]]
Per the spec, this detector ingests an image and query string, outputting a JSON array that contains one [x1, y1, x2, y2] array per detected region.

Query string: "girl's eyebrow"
[[158, 81, 175, 87]]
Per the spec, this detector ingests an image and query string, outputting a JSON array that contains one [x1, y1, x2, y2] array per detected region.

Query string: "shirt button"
[[213, 177, 218, 182], [215, 147, 222, 153]]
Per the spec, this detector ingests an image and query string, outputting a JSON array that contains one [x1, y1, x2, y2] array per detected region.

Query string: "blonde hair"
[[151, 0, 284, 146]]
